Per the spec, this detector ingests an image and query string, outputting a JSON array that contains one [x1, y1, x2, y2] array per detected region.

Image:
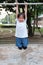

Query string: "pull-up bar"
[[0, 3, 43, 5]]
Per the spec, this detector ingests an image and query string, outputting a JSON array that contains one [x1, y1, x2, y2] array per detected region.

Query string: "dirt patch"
[[0, 54, 8, 60], [8, 63, 15, 65]]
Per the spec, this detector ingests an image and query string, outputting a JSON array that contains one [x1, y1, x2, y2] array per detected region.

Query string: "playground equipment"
[[0, 3, 43, 36], [0, 3, 43, 5]]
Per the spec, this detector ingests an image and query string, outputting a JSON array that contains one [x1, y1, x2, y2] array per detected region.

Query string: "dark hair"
[[17, 13, 25, 19]]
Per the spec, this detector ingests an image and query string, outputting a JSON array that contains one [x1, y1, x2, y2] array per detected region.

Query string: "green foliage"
[[1, 13, 16, 24]]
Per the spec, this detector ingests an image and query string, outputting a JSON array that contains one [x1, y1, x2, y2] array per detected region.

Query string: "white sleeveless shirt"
[[15, 18, 28, 38]]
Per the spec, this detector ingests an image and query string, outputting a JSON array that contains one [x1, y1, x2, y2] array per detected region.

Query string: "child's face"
[[18, 15, 24, 22]]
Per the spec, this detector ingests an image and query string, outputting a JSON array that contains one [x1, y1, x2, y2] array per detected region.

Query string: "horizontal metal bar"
[[0, 3, 43, 5]]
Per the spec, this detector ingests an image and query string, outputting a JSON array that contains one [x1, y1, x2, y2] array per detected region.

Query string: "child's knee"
[[22, 38, 28, 47]]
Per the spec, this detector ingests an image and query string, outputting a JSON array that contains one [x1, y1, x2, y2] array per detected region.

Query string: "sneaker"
[[18, 47, 22, 50], [22, 46, 27, 50]]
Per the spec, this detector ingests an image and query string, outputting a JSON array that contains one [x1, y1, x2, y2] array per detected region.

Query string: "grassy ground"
[[0, 28, 43, 44], [0, 27, 43, 36], [35, 28, 43, 32], [0, 27, 43, 37], [0, 27, 43, 32], [0, 28, 15, 33]]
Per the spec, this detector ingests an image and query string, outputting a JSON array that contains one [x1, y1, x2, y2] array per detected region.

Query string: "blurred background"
[[0, 0, 43, 38]]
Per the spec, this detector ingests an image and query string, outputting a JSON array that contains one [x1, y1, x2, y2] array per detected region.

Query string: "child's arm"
[[25, 4, 27, 20], [16, 2, 18, 18]]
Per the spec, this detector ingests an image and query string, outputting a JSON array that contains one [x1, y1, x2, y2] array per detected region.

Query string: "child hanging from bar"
[[15, 3, 29, 50]]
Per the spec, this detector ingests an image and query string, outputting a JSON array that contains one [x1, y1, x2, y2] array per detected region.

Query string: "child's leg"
[[16, 37, 22, 49], [22, 38, 28, 49]]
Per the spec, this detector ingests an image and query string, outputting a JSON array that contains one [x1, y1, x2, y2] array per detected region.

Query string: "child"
[[15, 4, 28, 50]]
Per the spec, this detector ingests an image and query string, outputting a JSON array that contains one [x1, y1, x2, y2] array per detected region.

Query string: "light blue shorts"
[[16, 37, 29, 48]]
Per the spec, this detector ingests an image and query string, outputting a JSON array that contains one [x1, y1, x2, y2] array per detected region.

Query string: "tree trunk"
[[27, 8, 33, 37]]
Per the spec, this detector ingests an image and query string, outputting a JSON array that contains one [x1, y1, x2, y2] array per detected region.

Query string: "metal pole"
[[0, 3, 43, 5]]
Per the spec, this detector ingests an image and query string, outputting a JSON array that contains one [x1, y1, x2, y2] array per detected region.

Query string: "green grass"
[[35, 28, 43, 32], [0, 28, 15, 33], [40, 28, 43, 32], [0, 24, 15, 26], [0, 28, 43, 34]]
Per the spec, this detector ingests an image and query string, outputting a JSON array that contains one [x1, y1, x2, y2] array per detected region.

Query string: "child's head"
[[17, 13, 25, 22]]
